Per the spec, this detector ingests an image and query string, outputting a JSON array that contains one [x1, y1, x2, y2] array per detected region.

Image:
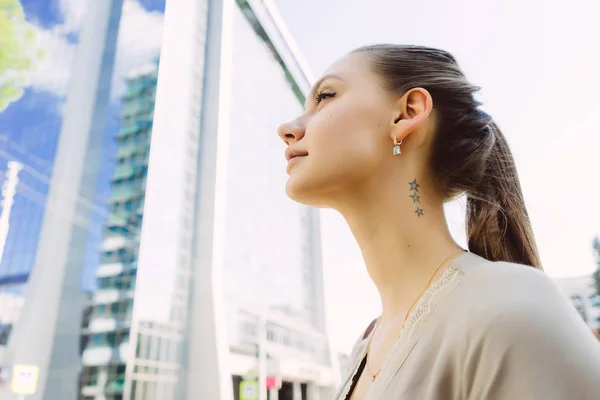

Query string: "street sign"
[[11, 365, 39, 395], [266, 376, 281, 390], [240, 379, 258, 400]]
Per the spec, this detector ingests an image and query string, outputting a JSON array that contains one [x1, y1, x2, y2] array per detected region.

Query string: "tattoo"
[[409, 179, 420, 192], [409, 179, 424, 217]]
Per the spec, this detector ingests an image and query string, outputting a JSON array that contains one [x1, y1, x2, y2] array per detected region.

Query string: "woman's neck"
[[335, 177, 462, 323]]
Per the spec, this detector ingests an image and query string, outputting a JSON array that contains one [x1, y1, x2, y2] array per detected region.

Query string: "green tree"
[[0, 0, 43, 112], [593, 236, 600, 297]]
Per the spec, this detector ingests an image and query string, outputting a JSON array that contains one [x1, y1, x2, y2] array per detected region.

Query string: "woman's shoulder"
[[439, 255, 600, 398], [456, 251, 561, 303], [451, 252, 591, 342], [445, 253, 600, 397]]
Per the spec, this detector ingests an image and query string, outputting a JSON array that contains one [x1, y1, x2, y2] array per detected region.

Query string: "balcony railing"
[[106, 376, 125, 393], [121, 102, 155, 120], [112, 165, 146, 181], [109, 186, 144, 203], [117, 119, 153, 138], [116, 142, 148, 159]]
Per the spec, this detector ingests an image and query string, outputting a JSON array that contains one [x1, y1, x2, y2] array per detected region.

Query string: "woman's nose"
[[277, 119, 304, 145]]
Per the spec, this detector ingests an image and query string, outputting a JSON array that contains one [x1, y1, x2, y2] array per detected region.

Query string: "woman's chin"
[[285, 175, 334, 208], [285, 176, 311, 204], [285, 174, 315, 204]]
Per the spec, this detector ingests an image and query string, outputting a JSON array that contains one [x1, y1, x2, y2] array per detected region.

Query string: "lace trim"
[[364, 265, 463, 399], [337, 264, 464, 400], [400, 264, 463, 342], [339, 366, 357, 400]]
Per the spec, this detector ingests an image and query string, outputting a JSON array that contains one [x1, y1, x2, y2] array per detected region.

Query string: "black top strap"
[[362, 317, 378, 340], [345, 318, 378, 400]]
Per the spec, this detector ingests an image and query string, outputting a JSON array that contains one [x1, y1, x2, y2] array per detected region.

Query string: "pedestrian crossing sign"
[[11, 365, 39, 395], [240, 379, 258, 400]]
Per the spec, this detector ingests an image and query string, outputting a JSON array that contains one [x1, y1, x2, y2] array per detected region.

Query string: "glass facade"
[[0, 0, 84, 347], [125, 0, 333, 397], [0, 0, 166, 398], [123, 0, 205, 397], [223, 0, 330, 366], [0, 0, 334, 398], [80, 64, 158, 400], [225, 0, 306, 316]]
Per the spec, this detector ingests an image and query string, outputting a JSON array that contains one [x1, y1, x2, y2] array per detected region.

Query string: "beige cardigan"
[[336, 252, 600, 399]]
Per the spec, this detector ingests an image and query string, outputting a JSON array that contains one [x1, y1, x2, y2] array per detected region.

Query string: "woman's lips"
[[285, 147, 308, 162], [286, 154, 307, 172], [288, 155, 307, 162]]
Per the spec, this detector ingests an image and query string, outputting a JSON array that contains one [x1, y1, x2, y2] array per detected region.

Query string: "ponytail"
[[466, 122, 542, 269], [355, 44, 542, 268]]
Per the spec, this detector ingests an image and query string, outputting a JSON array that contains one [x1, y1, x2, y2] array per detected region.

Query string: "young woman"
[[278, 45, 600, 399]]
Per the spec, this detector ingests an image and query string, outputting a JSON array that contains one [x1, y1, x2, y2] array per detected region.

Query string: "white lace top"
[[338, 261, 464, 400], [334, 252, 600, 400]]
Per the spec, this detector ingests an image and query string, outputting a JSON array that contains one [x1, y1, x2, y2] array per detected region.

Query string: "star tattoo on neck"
[[409, 179, 420, 192], [415, 207, 424, 217], [410, 193, 420, 203]]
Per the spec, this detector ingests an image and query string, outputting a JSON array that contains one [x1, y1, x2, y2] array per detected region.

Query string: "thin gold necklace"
[[365, 249, 465, 382]]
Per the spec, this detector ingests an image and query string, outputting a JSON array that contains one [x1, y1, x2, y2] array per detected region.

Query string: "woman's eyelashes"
[[313, 89, 336, 106]]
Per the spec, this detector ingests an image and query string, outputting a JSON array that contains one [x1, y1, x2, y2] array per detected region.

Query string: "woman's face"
[[278, 52, 398, 207]]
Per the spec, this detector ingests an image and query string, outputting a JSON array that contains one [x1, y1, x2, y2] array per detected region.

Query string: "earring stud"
[[393, 137, 402, 156]]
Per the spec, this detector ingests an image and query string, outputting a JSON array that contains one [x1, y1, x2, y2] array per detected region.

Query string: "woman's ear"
[[389, 87, 434, 145]]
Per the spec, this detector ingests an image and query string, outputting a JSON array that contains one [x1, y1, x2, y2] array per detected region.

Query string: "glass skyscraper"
[[0, 0, 82, 350], [80, 64, 158, 398], [1, 1, 336, 399]]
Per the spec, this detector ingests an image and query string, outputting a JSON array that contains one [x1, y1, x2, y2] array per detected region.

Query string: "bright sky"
[[275, 0, 600, 352]]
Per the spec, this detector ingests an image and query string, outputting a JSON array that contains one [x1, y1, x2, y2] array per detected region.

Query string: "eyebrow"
[[305, 74, 345, 109]]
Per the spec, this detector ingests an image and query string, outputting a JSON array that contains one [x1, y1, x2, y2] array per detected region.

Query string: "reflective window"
[[225, 0, 307, 316]]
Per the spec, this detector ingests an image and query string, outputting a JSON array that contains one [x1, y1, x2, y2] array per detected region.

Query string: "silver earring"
[[393, 137, 402, 156]]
